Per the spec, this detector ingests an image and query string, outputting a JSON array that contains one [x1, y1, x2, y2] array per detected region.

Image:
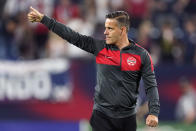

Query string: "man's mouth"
[[106, 37, 110, 40]]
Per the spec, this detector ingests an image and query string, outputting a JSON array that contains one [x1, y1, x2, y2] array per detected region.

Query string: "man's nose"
[[104, 30, 108, 35]]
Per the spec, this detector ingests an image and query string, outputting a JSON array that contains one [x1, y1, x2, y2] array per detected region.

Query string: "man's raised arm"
[[27, 6, 104, 55]]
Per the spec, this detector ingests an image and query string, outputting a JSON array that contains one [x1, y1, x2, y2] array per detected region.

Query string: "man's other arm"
[[141, 50, 160, 127]]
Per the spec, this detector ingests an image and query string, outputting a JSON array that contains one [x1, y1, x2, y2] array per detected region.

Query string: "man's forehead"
[[105, 18, 118, 26]]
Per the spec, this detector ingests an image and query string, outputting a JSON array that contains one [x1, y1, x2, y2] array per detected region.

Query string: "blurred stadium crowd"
[[0, 0, 196, 66]]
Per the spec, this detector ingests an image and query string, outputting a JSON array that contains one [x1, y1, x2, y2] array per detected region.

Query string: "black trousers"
[[90, 110, 137, 131]]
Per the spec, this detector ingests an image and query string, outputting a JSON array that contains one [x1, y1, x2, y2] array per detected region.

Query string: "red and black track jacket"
[[41, 16, 160, 118]]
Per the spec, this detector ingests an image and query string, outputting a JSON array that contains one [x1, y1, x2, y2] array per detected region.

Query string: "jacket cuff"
[[40, 15, 51, 27], [149, 112, 159, 117]]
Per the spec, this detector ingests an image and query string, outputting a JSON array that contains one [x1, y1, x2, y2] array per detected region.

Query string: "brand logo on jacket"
[[127, 57, 136, 66], [105, 56, 112, 59]]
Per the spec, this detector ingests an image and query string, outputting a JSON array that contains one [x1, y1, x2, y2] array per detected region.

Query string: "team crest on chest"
[[127, 57, 136, 66]]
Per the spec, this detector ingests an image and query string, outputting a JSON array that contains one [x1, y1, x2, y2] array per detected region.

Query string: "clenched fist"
[[27, 6, 44, 23], [146, 114, 158, 127]]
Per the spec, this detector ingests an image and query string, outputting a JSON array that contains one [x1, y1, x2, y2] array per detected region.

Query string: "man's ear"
[[121, 26, 126, 35]]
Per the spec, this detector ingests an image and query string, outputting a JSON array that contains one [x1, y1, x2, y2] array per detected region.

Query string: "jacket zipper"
[[120, 50, 122, 70]]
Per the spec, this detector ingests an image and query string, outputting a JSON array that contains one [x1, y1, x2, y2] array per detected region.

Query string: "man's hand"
[[146, 114, 158, 127], [27, 6, 44, 23]]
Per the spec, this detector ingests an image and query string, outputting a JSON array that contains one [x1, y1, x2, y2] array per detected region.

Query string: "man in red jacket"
[[28, 6, 160, 131]]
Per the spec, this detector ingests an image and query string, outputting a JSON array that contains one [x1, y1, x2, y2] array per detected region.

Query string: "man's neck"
[[116, 36, 130, 50]]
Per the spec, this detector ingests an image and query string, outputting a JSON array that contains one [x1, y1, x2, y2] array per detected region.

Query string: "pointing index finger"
[[30, 6, 37, 12]]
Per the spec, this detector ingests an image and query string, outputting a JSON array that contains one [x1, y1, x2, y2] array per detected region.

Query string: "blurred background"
[[0, 0, 196, 131]]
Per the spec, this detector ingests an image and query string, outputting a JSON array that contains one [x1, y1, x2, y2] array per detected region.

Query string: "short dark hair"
[[106, 11, 130, 32]]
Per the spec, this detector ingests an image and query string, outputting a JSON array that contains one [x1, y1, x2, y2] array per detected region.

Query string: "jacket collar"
[[107, 39, 135, 50]]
